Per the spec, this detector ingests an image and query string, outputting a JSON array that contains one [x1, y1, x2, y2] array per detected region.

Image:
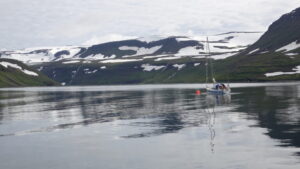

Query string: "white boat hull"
[[206, 87, 231, 95]]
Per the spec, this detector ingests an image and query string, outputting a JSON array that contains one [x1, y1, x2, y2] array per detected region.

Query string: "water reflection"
[[234, 86, 300, 153], [205, 96, 216, 153], [0, 90, 204, 137], [0, 85, 299, 156], [204, 94, 232, 153], [206, 94, 231, 106]]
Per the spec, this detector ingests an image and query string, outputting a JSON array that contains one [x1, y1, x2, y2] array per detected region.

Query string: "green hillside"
[[0, 58, 59, 87], [31, 52, 300, 86]]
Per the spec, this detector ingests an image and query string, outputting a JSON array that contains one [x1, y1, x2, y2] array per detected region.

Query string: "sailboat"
[[205, 37, 231, 95]]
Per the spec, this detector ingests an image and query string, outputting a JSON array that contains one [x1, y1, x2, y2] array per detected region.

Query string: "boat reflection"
[[204, 94, 231, 153], [205, 94, 231, 106]]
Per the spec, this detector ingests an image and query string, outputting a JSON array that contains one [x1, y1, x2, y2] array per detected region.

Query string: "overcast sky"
[[0, 0, 299, 49]]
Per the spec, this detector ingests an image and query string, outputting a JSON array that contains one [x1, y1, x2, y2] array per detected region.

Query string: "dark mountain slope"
[[78, 37, 202, 58], [245, 7, 300, 54]]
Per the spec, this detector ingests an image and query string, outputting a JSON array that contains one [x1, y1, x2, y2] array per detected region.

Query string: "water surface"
[[0, 83, 300, 169]]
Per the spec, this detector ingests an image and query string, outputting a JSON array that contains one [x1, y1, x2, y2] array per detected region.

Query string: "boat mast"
[[206, 37, 215, 84], [205, 37, 209, 85]]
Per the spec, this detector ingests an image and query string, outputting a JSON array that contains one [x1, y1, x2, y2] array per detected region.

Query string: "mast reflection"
[[204, 94, 231, 153]]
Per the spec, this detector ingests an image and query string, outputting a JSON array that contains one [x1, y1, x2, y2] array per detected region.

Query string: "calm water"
[[0, 83, 300, 169]]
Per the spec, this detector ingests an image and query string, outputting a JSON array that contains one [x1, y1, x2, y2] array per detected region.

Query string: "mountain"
[[0, 46, 85, 64], [0, 32, 263, 85], [214, 7, 300, 82], [0, 33, 262, 64], [0, 58, 58, 87], [245, 7, 300, 55], [3, 6, 300, 85]]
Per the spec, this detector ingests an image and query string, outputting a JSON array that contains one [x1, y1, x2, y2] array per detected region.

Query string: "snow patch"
[[135, 46, 162, 56], [38, 66, 44, 71], [84, 68, 98, 74], [265, 66, 300, 77], [285, 53, 298, 56], [100, 59, 143, 63], [259, 51, 269, 54], [50, 47, 81, 59], [276, 41, 300, 52], [193, 32, 263, 50], [173, 64, 185, 70], [1, 53, 54, 64], [86, 53, 105, 60], [248, 48, 259, 55], [0, 46, 82, 64], [175, 46, 201, 57], [119, 46, 139, 51], [22, 69, 38, 76], [63, 60, 80, 64], [85, 54, 116, 60], [155, 56, 182, 61], [176, 37, 192, 42], [0, 61, 38, 76], [122, 46, 162, 57], [194, 63, 201, 66], [141, 64, 166, 71], [83, 61, 92, 64], [100, 66, 107, 69], [193, 55, 206, 59]]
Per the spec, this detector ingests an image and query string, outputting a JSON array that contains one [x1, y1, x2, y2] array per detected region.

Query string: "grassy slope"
[[214, 52, 300, 82], [0, 59, 59, 87], [32, 50, 300, 85], [33, 58, 209, 85]]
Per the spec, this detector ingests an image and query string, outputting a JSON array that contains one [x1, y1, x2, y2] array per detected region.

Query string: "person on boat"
[[221, 83, 226, 89], [215, 84, 219, 90], [214, 83, 227, 90], [214, 83, 221, 90]]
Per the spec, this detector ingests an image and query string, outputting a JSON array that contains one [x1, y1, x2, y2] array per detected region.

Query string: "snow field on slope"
[[265, 66, 300, 77], [119, 46, 162, 57], [276, 41, 300, 52], [141, 64, 166, 71], [0, 61, 38, 76]]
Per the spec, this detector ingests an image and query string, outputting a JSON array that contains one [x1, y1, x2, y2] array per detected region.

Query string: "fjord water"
[[0, 83, 299, 169]]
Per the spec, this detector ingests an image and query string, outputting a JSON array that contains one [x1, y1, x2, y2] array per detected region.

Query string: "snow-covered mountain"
[[0, 46, 85, 64], [1, 7, 300, 86], [0, 32, 263, 65]]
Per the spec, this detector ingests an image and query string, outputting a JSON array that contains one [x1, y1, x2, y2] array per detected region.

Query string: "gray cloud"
[[0, 0, 299, 49]]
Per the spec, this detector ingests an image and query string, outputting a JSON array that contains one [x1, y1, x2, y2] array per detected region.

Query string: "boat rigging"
[[205, 37, 231, 95]]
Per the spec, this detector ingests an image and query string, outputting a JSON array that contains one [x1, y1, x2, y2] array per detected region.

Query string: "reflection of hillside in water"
[[234, 85, 300, 155], [1, 85, 299, 155], [0, 89, 232, 137]]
